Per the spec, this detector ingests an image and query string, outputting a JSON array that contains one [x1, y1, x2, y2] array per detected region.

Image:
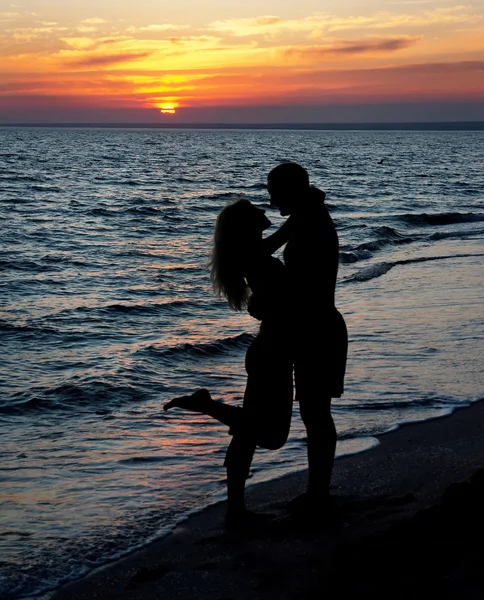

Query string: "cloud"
[[207, 6, 480, 39], [127, 24, 190, 32], [254, 16, 283, 26], [370, 6, 480, 29], [286, 37, 420, 60], [208, 16, 289, 37], [0, 80, 49, 92], [387, 1, 437, 4], [0, 12, 19, 20], [67, 51, 153, 68], [381, 59, 484, 75], [0, 30, 71, 57], [81, 18, 106, 24], [271, 59, 484, 101], [0, 10, 37, 22], [125, 23, 192, 41], [0, 19, 118, 57], [101, 38, 127, 45]]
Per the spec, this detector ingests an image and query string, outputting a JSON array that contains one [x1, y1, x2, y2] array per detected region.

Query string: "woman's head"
[[210, 198, 270, 311]]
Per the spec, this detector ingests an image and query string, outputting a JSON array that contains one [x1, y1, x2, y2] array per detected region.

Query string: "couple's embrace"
[[164, 162, 348, 527]]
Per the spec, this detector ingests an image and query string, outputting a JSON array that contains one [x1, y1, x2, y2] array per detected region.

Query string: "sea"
[[1, 126, 483, 599]]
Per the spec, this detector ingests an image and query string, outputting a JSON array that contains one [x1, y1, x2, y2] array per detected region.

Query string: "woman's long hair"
[[209, 198, 255, 311]]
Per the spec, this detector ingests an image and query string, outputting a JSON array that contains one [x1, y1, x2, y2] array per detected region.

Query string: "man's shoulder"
[[308, 185, 325, 200]]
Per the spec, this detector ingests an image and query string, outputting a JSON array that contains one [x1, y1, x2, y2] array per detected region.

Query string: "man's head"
[[267, 162, 309, 216]]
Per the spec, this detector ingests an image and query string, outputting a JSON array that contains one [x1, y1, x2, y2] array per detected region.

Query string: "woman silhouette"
[[164, 198, 295, 526]]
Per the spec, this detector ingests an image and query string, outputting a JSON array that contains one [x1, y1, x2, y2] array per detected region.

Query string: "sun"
[[149, 98, 180, 115], [159, 104, 176, 114]]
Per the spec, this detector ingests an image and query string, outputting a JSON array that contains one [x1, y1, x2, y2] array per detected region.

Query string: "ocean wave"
[[41, 254, 84, 266], [397, 212, 484, 227], [88, 207, 118, 216], [0, 379, 148, 415], [30, 185, 62, 193], [125, 205, 163, 215], [141, 332, 254, 362], [342, 395, 459, 412], [118, 456, 170, 465], [428, 228, 484, 241], [121, 179, 141, 186], [340, 226, 413, 264], [205, 191, 242, 201], [0, 395, 49, 415], [174, 176, 196, 183], [0, 258, 60, 272], [340, 252, 361, 264], [0, 320, 105, 343], [0, 174, 46, 183], [0, 320, 60, 336], [338, 222, 368, 230], [92, 177, 140, 185], [239, 182, 268, 190], [73, 299, 203, 316], [344, 252, 484, 283]]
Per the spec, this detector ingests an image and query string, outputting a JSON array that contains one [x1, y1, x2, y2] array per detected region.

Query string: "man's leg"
[[290, 313, 346, 513], [299, 396, 336, 501]]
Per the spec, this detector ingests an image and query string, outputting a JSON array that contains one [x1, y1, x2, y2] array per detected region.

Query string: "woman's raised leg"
[[164, 388, 243, 429]]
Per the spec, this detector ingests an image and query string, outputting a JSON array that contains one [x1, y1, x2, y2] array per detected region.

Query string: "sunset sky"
[[1, 0, 483, 123]]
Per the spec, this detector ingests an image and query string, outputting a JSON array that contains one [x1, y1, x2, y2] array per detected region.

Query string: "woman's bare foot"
[[163, 388, 212, 412]]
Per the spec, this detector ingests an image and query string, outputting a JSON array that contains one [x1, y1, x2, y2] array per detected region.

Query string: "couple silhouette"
[[164, 162, 348, 527]]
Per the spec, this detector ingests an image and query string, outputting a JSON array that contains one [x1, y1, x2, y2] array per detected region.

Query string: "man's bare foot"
[[281, 493, 342, 530], [163, 388, 212, 412], [224, 509, 273, 530], [287, 492, 333, 514]]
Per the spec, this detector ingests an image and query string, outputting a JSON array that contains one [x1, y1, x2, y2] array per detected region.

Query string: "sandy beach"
[[50, 399, 484, 600]]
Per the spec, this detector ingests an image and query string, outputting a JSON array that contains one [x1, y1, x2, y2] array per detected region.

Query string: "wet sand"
[[51, 400, 484, 600]]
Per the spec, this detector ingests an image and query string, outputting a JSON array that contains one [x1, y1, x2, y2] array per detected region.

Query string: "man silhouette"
[[266, 162, 348, 516]]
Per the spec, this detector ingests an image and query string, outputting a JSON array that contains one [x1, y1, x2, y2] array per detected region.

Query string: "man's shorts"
[[293, 309, 348, 400]]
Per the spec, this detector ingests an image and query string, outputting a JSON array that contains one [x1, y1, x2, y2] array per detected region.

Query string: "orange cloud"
[[67, 51, 153, 68], [286, 37, 421, 60], [254, 16, 283, 26]]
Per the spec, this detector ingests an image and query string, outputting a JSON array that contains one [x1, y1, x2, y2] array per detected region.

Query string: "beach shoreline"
[[50, 398, 484, 600]]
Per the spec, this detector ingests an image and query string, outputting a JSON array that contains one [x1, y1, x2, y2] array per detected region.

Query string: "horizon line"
[[1, 121, 484, 131]]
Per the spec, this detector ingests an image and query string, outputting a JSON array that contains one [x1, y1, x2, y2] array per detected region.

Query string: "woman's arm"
[[260, 214, 299, 256], [261, 187, 327, 255]]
